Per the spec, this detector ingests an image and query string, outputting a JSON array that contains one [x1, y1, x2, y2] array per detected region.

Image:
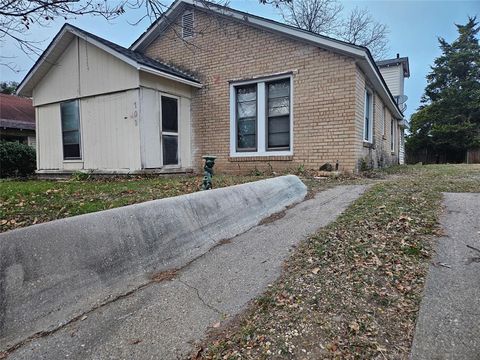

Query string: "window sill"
[[363, 141, 375, 149], [63, 160, 83, 163], [229, 155, 293, 162]]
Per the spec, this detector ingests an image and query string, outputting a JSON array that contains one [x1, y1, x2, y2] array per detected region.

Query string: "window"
[[363, 89, 373, 143], [182, 11, 194, 38], [236, 84, 257, 151], [60, 100, 81, 160], [382, 105, 386, 137], [390, 119, 395, 153], [267, 79, 290, 150], [230, 75, 292, 156], [161, 96, 179, 165]]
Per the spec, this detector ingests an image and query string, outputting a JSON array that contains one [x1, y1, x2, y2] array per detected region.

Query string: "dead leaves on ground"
[[198, 166, 480, 359]]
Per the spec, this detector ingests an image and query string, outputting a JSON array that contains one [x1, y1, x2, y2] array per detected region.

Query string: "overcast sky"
[[0, 0, 478, 119]]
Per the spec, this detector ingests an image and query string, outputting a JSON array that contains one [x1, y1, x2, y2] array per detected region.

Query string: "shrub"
[[0, 141, 36, 178]]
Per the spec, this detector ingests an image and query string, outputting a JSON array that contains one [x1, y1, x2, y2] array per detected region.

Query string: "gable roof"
[[0, 94, 35, 130], [376, 56, 410, 78], [17, 23, 201, 97], [131, 0, 404, 119]]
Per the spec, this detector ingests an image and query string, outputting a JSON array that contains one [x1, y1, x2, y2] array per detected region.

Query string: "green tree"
[[406, 17, 480, 163], [0, 81, 18, 94]]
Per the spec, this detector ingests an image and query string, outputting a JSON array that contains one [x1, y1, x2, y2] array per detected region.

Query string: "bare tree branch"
[[278, 0, 389, 59], [280, 0, 342, 35], [338, 6, 389, 59]]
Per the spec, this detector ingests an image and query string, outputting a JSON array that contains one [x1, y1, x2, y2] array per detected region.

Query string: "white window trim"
[[229, 74, 293, 157], [159, 92, 181, 168], [363, 88, 374, 143], [390, 119, 396, 153], [381, 105, 386, 137], [60, 99, 83, 161]]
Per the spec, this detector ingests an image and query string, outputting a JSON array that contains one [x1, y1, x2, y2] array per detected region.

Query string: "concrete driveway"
[[411, 193, 480, 360], [6, 185, 367, 360]]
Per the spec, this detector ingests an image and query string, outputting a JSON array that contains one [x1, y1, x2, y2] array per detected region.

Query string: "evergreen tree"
[[407, 17, 480, 163]]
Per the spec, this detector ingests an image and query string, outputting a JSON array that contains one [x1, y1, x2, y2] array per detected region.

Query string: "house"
[[17, 0, 408, 175], [377, 55, 410, 165], [0, 94, 36, 148]]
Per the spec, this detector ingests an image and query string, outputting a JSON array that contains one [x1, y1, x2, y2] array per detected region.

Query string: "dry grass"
[[197, 164, 480, 359], [0, 174, 266, 233]]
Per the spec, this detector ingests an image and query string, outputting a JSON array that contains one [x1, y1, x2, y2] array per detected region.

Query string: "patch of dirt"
[[150, 269, 178, 282]]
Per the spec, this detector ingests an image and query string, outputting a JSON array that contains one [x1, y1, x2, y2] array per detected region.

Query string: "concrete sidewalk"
[[411, 193, 480, 360], [8, 185, 367, 360]]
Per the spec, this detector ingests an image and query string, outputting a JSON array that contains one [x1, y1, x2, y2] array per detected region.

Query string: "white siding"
[[27, 136, 36, 149], [78, 39, 138, 98], [81, 90, 142, 171], [139, 72, 192, 99], [33, 37, 139, 106], [379, 65, 403, 97], [140, 88, 162, 168], [179, 96, 192, 168], [139, 87, 193, 169], [32, 33, 195, 172], [36, 104, 63, 170], [33, 41, 80, 106]]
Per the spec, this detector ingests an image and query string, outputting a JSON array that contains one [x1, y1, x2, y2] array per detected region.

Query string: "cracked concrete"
[[411, 193, 480, 360], [6, 185, 368, 360]]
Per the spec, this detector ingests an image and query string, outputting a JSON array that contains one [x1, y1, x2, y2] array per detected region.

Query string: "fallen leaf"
[[349, 321, 360, 333], [311, 267, 320, 274]]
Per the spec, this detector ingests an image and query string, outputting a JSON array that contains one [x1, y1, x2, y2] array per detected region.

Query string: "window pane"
[[238, 101, 256, 118], [364, 91, 371, 141], [238, 117, 256, 149], [162, 96, 178, 133], [238, 134, 256, 149], [268, 96, 289, 117], [268, 80, 289, 98], [163, 135, 178, 165], [268, 116, 290, 149], [63, 144, 80, 159], [63, 131, 80, 145], [268, 132, 290, 148], [237, 85, 256, 102], [236, 84, 257, 150], [269, 116, 290, 134], [61, 101, 80, 131]]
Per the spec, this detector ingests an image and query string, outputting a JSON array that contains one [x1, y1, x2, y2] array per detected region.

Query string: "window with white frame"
[[161, 95, 179, 165], [231, 76, 292, 156], [390, 118, 395, 153], [382, 105, 386, 137], [267, 80, 291, 150], [60, 100, 81, 160], [363, 89, 373, 143], [236, 84, 257, 151]]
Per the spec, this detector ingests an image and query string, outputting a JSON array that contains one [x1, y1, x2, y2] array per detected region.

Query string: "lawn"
[[198, 164, 480, 359], [0, 168, 367, 234], [0, 174, 266, 233]]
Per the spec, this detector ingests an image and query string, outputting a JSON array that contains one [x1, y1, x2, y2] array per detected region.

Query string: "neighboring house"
[[0, 94, 36, 148], [17, 0, 407, 175], [377, 55, 410, 165]]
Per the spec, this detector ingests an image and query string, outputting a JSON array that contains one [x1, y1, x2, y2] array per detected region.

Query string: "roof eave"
[[131, 0, 402, 118], [138, 66, 202, 88], [17, 24, 201, 98], [17, 24, 73, 97]]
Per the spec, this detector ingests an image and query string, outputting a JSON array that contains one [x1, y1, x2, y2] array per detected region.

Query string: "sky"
[[0, 0, 478, 120]]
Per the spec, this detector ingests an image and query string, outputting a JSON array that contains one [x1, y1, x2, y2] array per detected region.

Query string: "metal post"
[[201, 155, 216, 190]]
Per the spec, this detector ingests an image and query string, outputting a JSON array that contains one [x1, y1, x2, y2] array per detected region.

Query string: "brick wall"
[[354, 67, 399, 170], [144, 8, 362, 174]]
